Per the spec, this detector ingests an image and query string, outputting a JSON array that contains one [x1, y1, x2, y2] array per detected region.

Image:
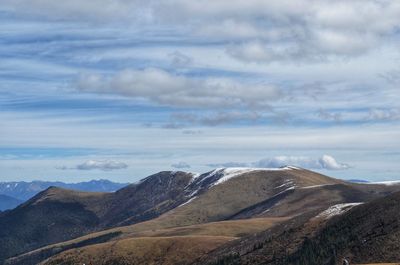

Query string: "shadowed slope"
[[0, 171, 194, 263]]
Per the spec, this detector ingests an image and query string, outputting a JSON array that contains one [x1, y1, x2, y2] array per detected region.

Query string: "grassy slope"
[[41, 236, 234, 265], [0, 188, 107, 262], [7, 217, 288, 265], [199, 191, 400, 265], [0, 172, 193, 263], [132, 168, 344, 229]]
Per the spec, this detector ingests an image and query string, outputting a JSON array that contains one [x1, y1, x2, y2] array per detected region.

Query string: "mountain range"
[[0, 195, 22, 212], [0, 179, 128, 210], [0, 167, 399, 265]]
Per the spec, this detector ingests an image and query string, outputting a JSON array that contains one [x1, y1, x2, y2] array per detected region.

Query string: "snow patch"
[[301, 184, 334, 189], [273, 186, 295, 197], [210, 167, 294, 187], [177, 196, 197, 208], [285, 166, 302, 170], [275, 179, 295, 189], [316, 203, 363, 219]]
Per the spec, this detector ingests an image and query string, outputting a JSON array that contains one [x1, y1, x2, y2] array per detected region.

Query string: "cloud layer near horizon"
[[58, 160, 128, 171], [207, 155, 350, 171]]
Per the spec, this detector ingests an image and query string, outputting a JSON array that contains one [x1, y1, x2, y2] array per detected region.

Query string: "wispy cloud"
[[366, 108, 400, 122], [58, 160, 128, 171]]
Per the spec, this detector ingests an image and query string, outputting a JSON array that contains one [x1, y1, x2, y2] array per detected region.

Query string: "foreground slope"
[[8, 217, 288, 265], [43, 236, 233, 265], [198, 191, 400, 265], [6, 167, 400, 265]]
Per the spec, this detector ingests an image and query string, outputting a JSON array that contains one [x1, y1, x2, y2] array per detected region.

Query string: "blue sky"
[[1, 0, 400, 182]]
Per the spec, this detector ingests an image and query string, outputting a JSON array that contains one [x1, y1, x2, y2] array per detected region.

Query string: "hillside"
[[0, 171, 194, 263], [43, 236, 233, 265], [198, 191, 400, 265], [0, 187, 106, 263], [4, 167, 400, 265], [10, 217, 288, 265], [0, 194, 22, 211]]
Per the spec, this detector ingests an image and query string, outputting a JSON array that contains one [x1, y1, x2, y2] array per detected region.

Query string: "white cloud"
[[209, 154, 350, 170], [161, 0, 400, 62], [318, 155, 350, 170], [63, 160, 129, 171], [77, 68, 281, 108]]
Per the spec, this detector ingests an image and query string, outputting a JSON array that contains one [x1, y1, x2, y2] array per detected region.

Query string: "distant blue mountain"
[[347, 179, 370, 183], [0, 179, 128, 202], [0, 194, 23, 211]]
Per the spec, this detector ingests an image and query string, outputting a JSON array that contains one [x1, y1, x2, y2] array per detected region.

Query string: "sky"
[[1, 0, 400, 183]]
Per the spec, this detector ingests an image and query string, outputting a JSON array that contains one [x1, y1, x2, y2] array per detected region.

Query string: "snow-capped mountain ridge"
[[181, 166, 300, 202]]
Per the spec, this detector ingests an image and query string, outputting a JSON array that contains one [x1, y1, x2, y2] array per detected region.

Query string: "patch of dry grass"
[[41, 236, 233, 265], [128, 217, 289, 238]]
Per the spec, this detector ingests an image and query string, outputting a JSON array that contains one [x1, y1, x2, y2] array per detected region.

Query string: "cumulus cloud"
[[318, 155, 350, 170], [58, 160, 128, 171], [171, 161, 191, 169], [208, 155, 350, 170], [77, 68, 281, 108]]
